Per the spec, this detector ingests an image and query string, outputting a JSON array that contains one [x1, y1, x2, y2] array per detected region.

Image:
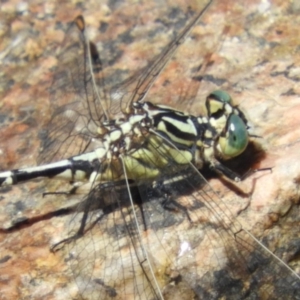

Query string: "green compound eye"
[[206, 90, 233, 117], [210, 90, 232, 104], [219, 114, 248, 158]]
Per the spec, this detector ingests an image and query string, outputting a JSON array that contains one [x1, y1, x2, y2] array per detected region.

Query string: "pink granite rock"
[[0, 0, 299, 299]]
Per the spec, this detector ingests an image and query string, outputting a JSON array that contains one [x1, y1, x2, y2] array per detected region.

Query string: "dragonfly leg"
[[161, 195, 192, 223], [213, 161, 272, 182]]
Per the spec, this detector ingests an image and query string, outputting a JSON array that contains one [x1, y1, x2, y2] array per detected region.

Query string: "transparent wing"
[[62, 133, 300, 300], [110, 0, 213, 115], [39, 2, 213, 164], [38, 16, 110, 164]]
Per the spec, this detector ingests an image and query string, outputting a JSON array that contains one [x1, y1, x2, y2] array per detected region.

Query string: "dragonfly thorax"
[[98, 90, 251, 169]]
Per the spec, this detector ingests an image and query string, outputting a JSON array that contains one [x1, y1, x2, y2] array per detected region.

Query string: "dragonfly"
[[0, 1, 300, 299]]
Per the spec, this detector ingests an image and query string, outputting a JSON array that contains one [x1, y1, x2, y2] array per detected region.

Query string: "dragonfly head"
[[217, 112, 249, 159], [206, 90, 249, 160]]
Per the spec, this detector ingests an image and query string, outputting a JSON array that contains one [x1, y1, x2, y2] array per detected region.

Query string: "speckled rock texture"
[[0, 0, 299, 299]]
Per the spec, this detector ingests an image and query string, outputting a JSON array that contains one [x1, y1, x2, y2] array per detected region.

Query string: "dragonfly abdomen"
[[0, 154, 101, 186]]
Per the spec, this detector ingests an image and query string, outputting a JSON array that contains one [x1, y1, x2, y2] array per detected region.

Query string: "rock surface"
[[0, 0, 300, 299]]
